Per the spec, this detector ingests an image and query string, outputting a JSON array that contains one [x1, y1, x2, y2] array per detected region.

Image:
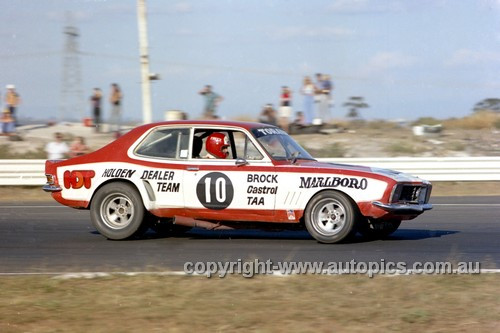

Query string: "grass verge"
[[0, 274, 498, 332]]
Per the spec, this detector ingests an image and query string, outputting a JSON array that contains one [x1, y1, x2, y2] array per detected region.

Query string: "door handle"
[[186, 167, 199, 171]]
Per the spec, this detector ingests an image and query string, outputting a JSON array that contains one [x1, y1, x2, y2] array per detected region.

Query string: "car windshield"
[[251, 127, 314, 161]]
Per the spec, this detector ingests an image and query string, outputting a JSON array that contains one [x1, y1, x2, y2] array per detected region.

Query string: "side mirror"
[[235, 158, 248, 167], [290, 152, 300, 164]]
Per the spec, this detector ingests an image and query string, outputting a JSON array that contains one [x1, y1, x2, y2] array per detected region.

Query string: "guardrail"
[[317, 157, 500, 181], [0, 159, 48, 185], [1, 157, 499, 185]]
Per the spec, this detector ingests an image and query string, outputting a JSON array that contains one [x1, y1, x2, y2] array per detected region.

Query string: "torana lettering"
[[299, 176, 368, 190], [256, 128, 287, 136]]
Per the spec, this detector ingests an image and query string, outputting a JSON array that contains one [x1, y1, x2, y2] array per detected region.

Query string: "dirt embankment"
[[2, 122, 500, 158]]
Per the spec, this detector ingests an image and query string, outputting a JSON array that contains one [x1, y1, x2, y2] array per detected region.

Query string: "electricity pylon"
[[60, 13, 85, 122]]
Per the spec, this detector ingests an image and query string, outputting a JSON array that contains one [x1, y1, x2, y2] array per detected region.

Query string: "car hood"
[[296, 160, 427, 183]]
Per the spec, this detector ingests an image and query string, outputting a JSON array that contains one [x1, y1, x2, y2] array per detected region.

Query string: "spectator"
[[109, 83, 122, 136], [1, 109, 15, 136], [314, 73, 323, 93], [199, 85, 223, 119], [316, 73, 333, 123], [69, 136, 90, 158], [5, 84, 21, 125], [278, 86, 292, 132], [301, 76, 315, 125], [258, 104, 278, 126], [90, 88, 103, 133], [45, 132, 69, 160], [295, 111, 305, 125]]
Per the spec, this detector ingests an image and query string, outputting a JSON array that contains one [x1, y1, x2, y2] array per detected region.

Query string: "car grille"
[[391, 184, 432, 204]]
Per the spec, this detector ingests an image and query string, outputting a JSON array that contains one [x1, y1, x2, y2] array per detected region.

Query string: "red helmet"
[[206, 133, 230, 158]]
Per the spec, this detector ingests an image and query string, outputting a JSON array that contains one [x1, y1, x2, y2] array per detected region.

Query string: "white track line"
[[0, 269, 498, 278], [0, 205, 67, 208]]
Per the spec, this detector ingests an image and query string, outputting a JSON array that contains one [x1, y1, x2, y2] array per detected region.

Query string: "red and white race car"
[[43, 120, 432, 243]]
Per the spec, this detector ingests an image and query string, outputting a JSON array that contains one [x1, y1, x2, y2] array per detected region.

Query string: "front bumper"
[[372, 201, 433, 215]]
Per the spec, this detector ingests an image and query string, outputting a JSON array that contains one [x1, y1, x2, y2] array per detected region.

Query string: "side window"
[[233, 131, 263, 160], [194, 130, 234, 159], [135, 128, 190, 159], [191, 129, 263, 160]]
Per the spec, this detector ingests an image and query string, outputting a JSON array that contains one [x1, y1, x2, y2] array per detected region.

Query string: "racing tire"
[[357, 219, 401, 239], [304, 191, 358, 244], [90, 182, 147, 240]]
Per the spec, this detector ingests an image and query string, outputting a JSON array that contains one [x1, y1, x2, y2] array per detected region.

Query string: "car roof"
[[137, 120, 273, 132], [53, 120, 276, 166]]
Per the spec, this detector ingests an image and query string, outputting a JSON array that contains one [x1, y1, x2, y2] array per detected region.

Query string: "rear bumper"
[[372, 201, 433, 215], [43, 172, 62, 192], [43, 184, 62, 192]]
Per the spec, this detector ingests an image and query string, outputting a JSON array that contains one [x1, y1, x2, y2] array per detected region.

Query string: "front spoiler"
[[372, 201, 433, 215]]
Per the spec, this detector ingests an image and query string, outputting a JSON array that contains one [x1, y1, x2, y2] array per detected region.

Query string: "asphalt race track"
[[0, 196, 498, 273]]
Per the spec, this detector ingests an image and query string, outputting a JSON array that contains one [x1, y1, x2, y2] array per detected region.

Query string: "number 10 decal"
[[196, 172, 234, 210]]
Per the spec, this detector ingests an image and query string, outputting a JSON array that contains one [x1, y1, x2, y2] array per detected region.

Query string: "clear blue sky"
[[1, 0, 500, 122]]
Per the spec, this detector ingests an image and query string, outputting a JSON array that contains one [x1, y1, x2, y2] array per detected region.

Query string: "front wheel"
[[90, 182, 147, 240], [304, 191, 358, 244]]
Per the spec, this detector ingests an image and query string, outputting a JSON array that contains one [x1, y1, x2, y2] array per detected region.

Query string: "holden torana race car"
[[43, 120, 432, 243]]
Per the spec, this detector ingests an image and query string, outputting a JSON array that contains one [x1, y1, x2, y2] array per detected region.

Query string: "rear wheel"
[[90, 182, 147, 240], [358, 219, 401, 239], [304, 191, 358, 244]]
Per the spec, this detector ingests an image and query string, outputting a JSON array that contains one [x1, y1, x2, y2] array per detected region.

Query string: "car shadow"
[[134, 228, 459, 243], [383, 229, 458, 240]]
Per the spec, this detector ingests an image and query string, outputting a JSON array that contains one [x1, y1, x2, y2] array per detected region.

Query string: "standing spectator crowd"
[[89, 83, 122, 137], [299, 73, 333, 126], [255, 72, 334, 133], [200, 73, 333, 134], [0, 82, 125, 159]]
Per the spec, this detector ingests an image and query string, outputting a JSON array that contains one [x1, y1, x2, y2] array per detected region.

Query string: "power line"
[[2, 49, 497, 90], [0, 51, 62, 59]]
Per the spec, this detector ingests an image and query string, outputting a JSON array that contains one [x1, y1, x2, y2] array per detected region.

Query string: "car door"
[[183, 127, 278, 222], [132, 126, 190, 211]]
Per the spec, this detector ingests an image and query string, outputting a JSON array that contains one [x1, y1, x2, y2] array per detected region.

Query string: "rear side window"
[[135, 128, 190, 159]]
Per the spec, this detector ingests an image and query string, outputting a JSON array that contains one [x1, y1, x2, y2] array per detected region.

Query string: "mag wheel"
[[358, 219, 401, 239], [304, 191, 357, 244], [90, 182, 147, 240]]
